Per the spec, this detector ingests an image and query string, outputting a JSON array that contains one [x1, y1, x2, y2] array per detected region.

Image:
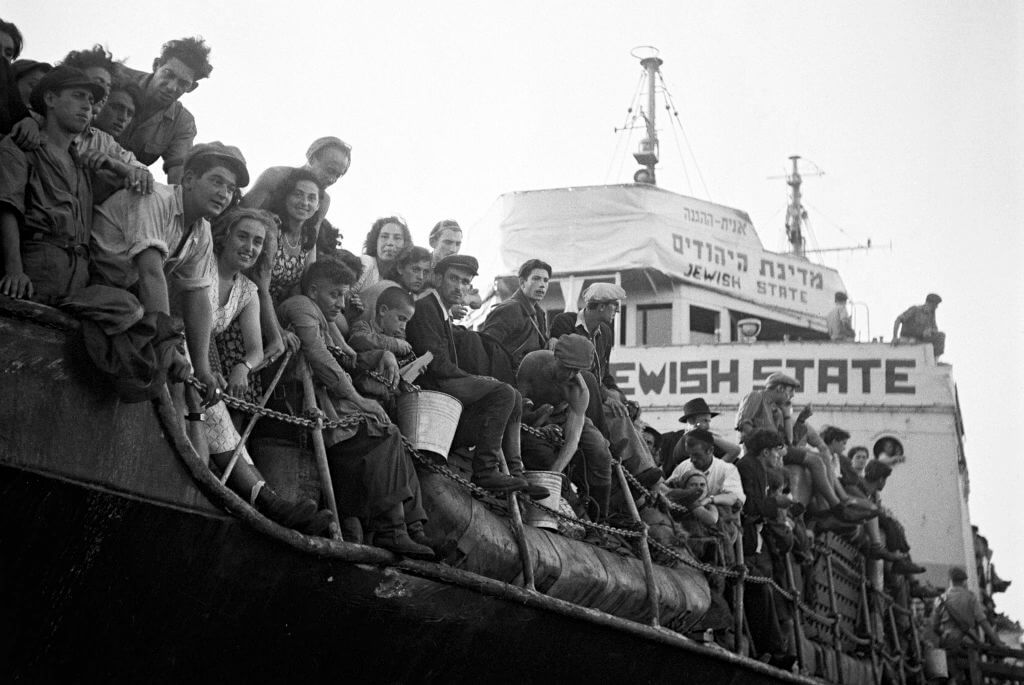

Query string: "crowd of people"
[[0, 21, 987, 674]]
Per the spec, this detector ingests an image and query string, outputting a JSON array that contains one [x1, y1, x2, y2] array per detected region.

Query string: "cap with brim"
[[553, 334, 595, 370], [13, 59, 52, 81], [582, 282, 626, 304], [926, 293, 942, 304], [765, 371, 800, 390], [434, 254, 478, 277], [949, 566, 967, 582], [29, 66, 108, 117], [184, 141, 250, 187], [679, 397, 719, 422]]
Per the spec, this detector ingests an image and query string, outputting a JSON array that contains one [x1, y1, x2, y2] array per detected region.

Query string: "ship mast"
[[785, 155, 808, 257], [631, 49, 663, 185]]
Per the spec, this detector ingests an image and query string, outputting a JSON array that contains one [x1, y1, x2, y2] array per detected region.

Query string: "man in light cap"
[[406, 253, 537, 495], [826, 291, 855, 341], [736, 371, 863, 521], [517, 334, 614, 520], [549, 282, 663, 488], [892, 293, 944, 358], [0, 67, 112, 303], [90, 140, 250, 404]]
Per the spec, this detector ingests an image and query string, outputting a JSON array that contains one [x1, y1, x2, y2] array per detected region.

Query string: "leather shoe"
[[892, 558, 926, 575], [523, 483, 554, 500], [372, 529, 436, 560], [406, 521, 433, 548], [864, 542, 906, 562], [911, 582, 943, 599], [472, 471, 529, 493]]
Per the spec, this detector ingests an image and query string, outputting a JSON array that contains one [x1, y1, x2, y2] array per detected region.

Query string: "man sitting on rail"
[[0, 67, 109, 303], [481, 258, 551, 374], [735, 372, 872, 524], [516, 334, 614, 521], [275, 259, 434, 559], [892, 292, 944, 358], [405, 254, 537, 496]]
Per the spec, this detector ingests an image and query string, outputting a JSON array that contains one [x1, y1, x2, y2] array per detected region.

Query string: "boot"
[[472, 469, 529, 493], [341, 516, 364, 543], [407, 520, 432, 547], [253, 482, 333, 536], [892, 558, 926, 575], [863, 541, 907, 562], [369, 505, 435, 560]]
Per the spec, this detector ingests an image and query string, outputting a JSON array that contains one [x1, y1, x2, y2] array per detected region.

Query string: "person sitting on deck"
[[117, 37, 211, 184], [348, 285, 415, 360], [826, 291, 855, 341], [735, 372, 871, 524], [665, 428, 745, 564], [549, 282, 663, 488], [861, 460, 926, 576], [480, 258, 551, 374], [353, 244, 432, 326], [274, 259, 433, 559], [0, 67, 110, 304], [405, 253, 534, 495], [892, 292, 945, 358], [516, 334, 614, 521], [660, 397, 742, 478]]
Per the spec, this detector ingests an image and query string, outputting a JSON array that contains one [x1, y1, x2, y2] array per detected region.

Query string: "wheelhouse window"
[[689, 305, 719, 344], [638, 304, 672, 346]]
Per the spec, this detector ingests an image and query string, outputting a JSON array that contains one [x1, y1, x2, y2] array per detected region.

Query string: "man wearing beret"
[[892, 293, 944, 358], [405, 253, 533, 494], [517, 334, 614, 520], [90, 141, 249, 403], [0, 67, 113, 303], [736, 371, 864, 522]]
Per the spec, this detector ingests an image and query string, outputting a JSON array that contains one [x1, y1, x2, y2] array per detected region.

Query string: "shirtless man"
[[517, 334, 613, 520]]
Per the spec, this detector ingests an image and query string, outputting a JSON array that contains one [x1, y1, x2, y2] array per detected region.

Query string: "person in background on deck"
[[405, 254, 536, 496], [354, 245, 432, 326], [12, 58, 50, 108], [93, 77, 142, 141], [427, 218, 482, 310], [118, 37, 212, 184], [932, 566, 1001, 684], [481, 258, 551, 373], [0, 68, 110, 303], [351, 215, 411, 295], [0, 17, 40, 145], [275, 259, 433, 559], [827, 291, 855, 341], [892, 292, 944, 358]]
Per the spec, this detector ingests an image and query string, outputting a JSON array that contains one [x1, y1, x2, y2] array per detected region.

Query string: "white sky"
[[12, 1, 1024, 621]]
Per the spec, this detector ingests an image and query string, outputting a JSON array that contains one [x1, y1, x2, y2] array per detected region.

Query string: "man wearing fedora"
[[406, 253, 536, 495], [661, 397, 742, 477]]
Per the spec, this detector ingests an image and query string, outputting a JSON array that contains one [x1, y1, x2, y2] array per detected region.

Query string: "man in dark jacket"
[[405, 254, 531, 494], [481, 258, 551, 372]]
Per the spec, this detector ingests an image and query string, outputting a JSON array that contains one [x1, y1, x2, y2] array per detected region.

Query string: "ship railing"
[[187, 355, 927, 680]]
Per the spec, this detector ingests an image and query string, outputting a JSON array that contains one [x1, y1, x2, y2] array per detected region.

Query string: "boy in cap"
[[406, 253, 534, 494], [0, 67, 111, 303], [118, 37, 212, 184], [826, 291, 855, 341], [90, 141, 249, 402], [517, 334, 614, 520], [893, 293, 944, 357], [736, 371, 866, 522], [481, 258, 551, 373]]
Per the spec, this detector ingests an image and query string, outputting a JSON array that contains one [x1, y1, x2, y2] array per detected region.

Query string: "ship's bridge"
[[472, 183, 846, 345]]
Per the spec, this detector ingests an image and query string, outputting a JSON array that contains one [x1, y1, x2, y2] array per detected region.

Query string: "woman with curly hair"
[[352, 216, 411, 294]]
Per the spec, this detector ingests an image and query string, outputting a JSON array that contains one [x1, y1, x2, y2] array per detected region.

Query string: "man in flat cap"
[[549, 281, 661, 487], [892, 293, 944, 358], [827, 291, 855, 341], [90, 140, 250, 403], [736, 371, 863, 522], [406, 253, 533, 494], [0, 67, 116, 303], [517, 334, 614, 520]]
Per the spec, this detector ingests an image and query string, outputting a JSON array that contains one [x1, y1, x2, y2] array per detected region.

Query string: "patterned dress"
[[205, 274, 259, 454], [215, 233, 311, 401]]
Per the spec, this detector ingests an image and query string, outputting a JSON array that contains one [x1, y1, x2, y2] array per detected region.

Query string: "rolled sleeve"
[[162, 110, 196, 173], [0, 139, 28, 218]]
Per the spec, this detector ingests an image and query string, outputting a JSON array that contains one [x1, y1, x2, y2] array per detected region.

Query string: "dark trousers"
[[520, 417, 613, 488], [436, 374, 524, 476], [21, 241, 89, 305], [744, 548, 786, 657], [325, 423, 426, 530]]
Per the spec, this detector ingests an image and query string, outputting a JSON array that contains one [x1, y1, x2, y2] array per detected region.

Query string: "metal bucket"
[[923, 647, 948, 679], [522, 470, 563, 531], [396, 391, 463, 459]]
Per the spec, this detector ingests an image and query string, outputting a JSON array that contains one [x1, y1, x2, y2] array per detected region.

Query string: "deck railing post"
[[734, 537, 747, 657], [784, 553, 806, 673], [823, 552, 846, 684], [297, 357, 342, 538], [613, 461, 661, 628], [886, 603, 907, 685], [857, 561, 881, 685]]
